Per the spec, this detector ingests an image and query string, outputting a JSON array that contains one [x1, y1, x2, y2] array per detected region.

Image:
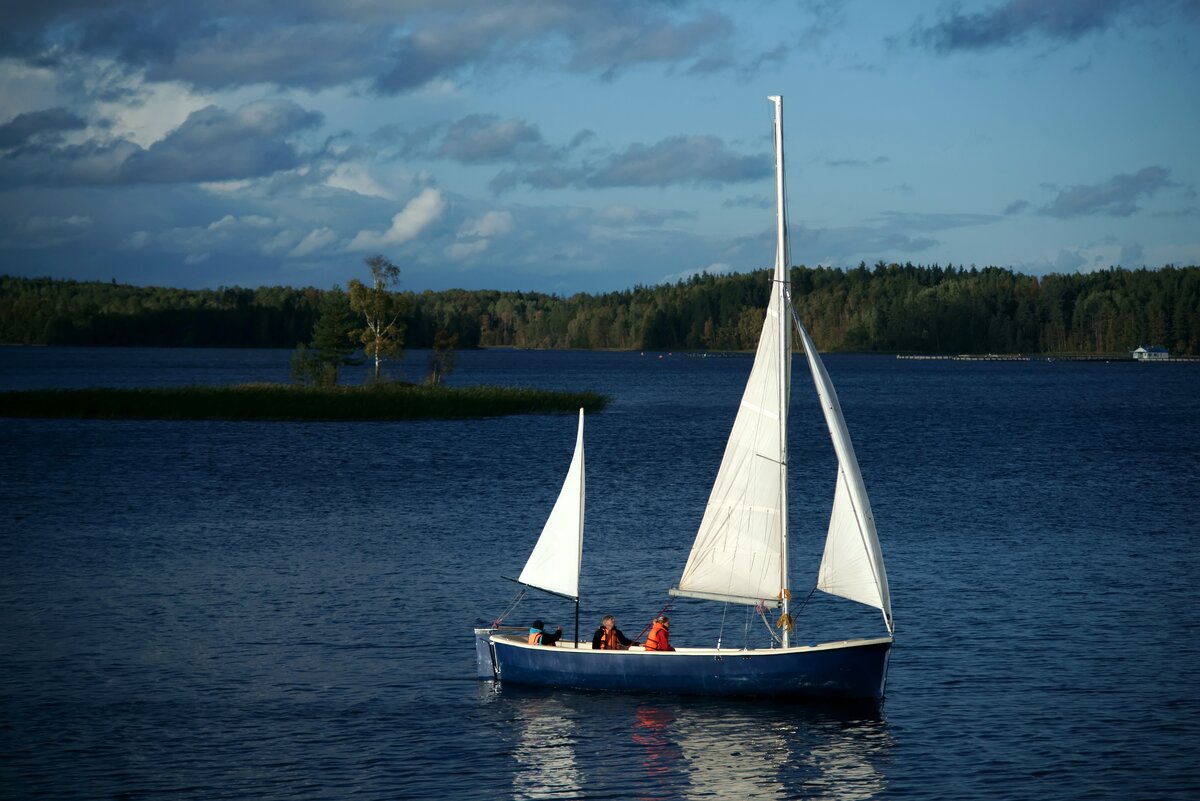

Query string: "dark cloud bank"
[[1001, 167, 1174, 219], [1, 1, 742, 94], [0, 100, 321, 187], [911, 0, 1198, 52]]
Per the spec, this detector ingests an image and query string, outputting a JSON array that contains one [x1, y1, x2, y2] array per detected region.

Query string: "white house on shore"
[[1132, 346, 1170, 361]]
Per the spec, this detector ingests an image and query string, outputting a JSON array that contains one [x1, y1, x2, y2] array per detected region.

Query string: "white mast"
[[770, 94, 791, 648], [672, 97, 793, 618]]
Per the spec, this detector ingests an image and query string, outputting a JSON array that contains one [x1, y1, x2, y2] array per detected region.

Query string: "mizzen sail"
[[517, 409, 585, 599]]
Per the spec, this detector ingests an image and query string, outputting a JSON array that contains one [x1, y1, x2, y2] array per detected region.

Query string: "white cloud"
[[212, 214, 274, 229], [260, 228, 300, 256], [91, 70, 215, 147], [659, 261, 732, 284], [325, 163, 394, 199], [446, 239, 489, 260], [199, 179, 254, 194], [460, 210, 513, 238], [348, 186, 446, 251], [447, 209, 514, 261], [290, 227, 337, 257], [128, 213, 287, 260]]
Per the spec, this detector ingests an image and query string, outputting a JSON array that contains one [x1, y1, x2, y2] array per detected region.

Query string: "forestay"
[[517, 409, 585, 600], [791, 316, 893, 633]]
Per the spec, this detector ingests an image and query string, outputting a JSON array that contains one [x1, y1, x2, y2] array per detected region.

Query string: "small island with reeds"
[[0, 383, 609, 421], [0, 257, 609, 422]]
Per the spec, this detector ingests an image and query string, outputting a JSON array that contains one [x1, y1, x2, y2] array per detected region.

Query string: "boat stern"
[[473, 627, 500, 679]]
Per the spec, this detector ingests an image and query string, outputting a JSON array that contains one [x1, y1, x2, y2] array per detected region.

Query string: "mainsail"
[[673, 260, 790, 606], [517, 409, 585, 599], [674, 96, 792, 608]]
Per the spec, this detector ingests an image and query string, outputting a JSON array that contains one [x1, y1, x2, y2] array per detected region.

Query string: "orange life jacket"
[[645, 622, 671, 651], [598, 627, 620, 650], [528, 630, 543, 645]]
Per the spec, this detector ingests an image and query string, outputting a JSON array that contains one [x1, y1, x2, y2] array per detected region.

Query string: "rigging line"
[[792, 585, 819, 619], [633, 599, 673, 643], [755, 601, 782, 645], [492, 586, 527, 627]]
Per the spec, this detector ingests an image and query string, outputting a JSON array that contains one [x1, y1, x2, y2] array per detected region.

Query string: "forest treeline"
[[2, 262, 1198, 355]]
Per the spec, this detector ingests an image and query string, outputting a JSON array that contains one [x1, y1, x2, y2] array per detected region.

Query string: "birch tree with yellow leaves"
[[348, 255, 408, 383]]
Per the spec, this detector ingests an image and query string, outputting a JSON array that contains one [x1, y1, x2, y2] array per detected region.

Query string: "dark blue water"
[[2, 348, 1198, 800]]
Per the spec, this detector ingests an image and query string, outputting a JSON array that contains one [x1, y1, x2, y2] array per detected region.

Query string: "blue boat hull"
[[486, 634, 893, 700]]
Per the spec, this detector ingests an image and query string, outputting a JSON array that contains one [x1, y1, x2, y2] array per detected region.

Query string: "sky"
[[1, 0, 1198, 294]]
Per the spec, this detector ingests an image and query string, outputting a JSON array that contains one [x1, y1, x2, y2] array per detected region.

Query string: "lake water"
[[2, 347, 1198, 800]]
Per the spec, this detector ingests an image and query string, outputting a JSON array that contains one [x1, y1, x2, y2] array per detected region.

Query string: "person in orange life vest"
[[591, 615, 638, 650], [644, 615, 675, 651], [527, 619, 563, 646]]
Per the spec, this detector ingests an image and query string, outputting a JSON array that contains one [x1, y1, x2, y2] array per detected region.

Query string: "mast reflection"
[[511, 699, 583, 800]]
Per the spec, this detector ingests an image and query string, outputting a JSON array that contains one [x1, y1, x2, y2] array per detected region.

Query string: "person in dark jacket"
[[591, 615, 638, 650], [527, 619, 563, 646]]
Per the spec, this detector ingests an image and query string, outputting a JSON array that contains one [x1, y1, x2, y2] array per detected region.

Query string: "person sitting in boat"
[[527, 619, 563, 646], [643, 616, 675, 652], [591, 615, 638, 650]]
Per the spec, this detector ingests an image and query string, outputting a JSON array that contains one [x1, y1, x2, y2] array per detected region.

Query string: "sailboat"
[[474, 408, 586, 676], [477, 96, 893, 700]]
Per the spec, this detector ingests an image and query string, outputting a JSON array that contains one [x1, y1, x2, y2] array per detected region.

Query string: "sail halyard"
[[516, 408, 585, 601]]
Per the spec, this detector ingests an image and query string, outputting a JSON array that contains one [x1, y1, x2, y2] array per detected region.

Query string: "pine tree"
[[292, 287, 359, 387]]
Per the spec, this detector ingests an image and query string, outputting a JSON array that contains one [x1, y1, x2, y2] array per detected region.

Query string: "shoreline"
[[895, 353, 1200, 363], [0, 383, 610, 421]]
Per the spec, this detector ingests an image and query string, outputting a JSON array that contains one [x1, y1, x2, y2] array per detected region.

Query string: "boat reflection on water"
[[631, 706, 685, 795], [510, 697, 583, 800], [488, 685, 892, 800], [667, 701, 889, 800]]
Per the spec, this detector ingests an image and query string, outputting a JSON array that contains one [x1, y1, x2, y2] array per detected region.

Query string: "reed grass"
[[0, 383, 609, 421]]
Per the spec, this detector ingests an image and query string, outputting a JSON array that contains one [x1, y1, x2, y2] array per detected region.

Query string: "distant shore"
[[0, 383, 609, 421], [895, 354, 1200, 363]]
